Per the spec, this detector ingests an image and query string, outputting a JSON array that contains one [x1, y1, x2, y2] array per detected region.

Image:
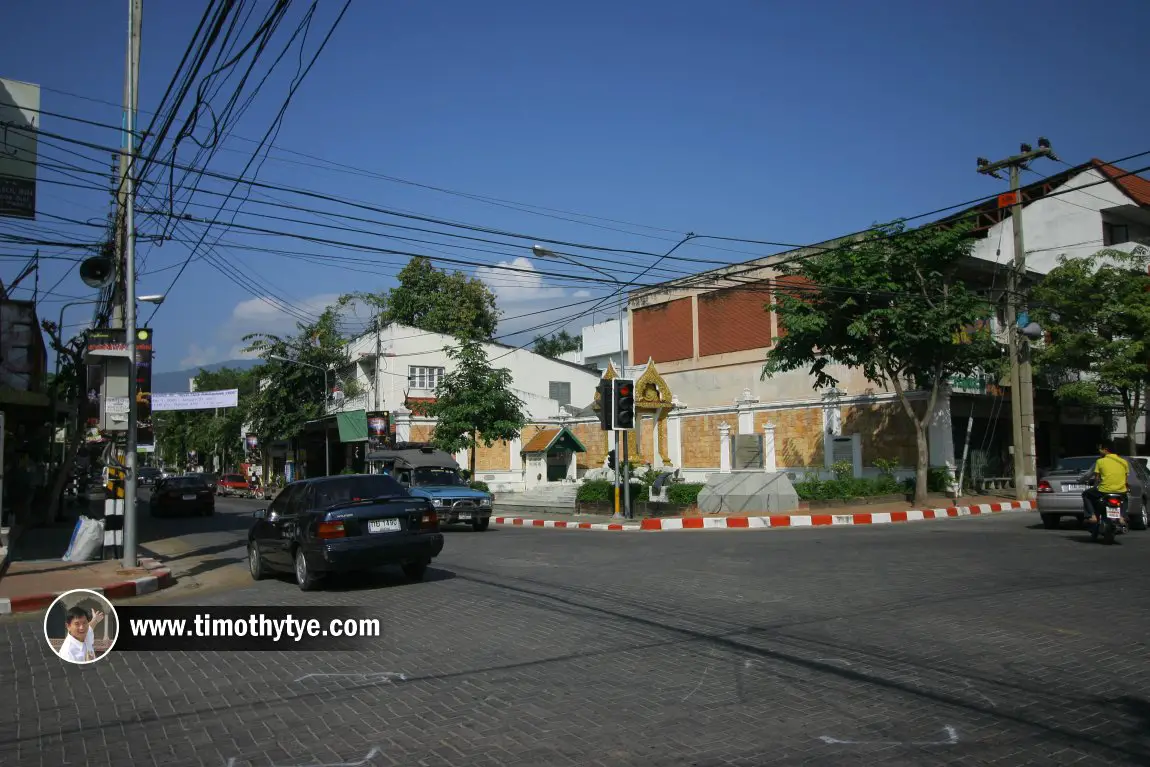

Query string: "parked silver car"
[[1037, 455, 1149, 530]]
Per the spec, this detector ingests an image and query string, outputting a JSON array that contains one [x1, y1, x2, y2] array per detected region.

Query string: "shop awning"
[[336, 409, 368, 442]]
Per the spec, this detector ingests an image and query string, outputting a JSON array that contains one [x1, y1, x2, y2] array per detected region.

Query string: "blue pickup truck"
[[366, 444, 494, 531]]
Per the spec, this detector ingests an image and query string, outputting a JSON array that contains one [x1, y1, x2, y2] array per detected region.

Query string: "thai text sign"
[[152, 389, 239, 411]]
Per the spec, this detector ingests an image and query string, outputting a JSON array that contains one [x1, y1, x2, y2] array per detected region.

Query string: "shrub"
[[577, 480, 614, 503], [795, 475, 904, 501], [470, 481, 490, 493], [900, 467, 954, 494], [667, 483, 704, 505], [831, 460, 854, 481], [872, 458, 898, 478]]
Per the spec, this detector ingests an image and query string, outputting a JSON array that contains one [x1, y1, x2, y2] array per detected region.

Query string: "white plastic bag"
[[63, 516, 105, 562]]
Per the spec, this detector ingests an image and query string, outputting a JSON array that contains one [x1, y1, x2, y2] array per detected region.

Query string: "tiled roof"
[[1092, 159, 1150, 207], [522, 429, 559, 453]]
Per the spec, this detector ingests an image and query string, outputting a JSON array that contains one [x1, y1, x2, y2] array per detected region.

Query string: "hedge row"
[[576, 480, 705, 506]]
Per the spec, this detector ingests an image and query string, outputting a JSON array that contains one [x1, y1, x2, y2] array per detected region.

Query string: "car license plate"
[[1063, 484, 1086, 492], [1107, 509, 1122, 519], [182, 494, 196, 501], [457, 512, 471, 521], [368, 518, 401, 533]]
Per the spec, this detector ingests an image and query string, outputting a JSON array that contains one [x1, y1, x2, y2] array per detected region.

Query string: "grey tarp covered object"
[[696, 472, 800, 515]]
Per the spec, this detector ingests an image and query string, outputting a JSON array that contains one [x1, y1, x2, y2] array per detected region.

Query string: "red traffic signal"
[[612, 378, 635, 430]]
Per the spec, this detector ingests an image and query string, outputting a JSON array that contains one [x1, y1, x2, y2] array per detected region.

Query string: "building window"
[[1103, 222, 1129, 246], [549, 381, 571, 407], [408, 366, 444, 390]]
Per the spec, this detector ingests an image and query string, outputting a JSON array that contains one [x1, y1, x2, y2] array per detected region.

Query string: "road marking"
[[294, 673, 406, 684], [225, 746, 384, 767], [819, 725, 959, 745]]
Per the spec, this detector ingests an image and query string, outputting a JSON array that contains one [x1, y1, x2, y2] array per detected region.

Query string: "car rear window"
[[168, 477, 208, 489], [225, 474, 246, 482], [1055, 457, 1097, 472], [313, 475, 409, 508]]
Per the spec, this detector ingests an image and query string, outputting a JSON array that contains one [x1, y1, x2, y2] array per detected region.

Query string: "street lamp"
[[531, 244, 630, 519], [270, 354, 333, 476]]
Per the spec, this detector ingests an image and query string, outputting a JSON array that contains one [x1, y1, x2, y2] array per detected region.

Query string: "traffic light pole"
[[615, 306, 625, 519], [621, 431, 631, 518]]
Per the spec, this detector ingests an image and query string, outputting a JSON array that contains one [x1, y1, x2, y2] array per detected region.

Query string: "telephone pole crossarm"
[[976, 138, 1058, 502]]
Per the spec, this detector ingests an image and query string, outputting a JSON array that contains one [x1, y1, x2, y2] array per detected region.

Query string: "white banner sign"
[[152, 389, 239, 412]]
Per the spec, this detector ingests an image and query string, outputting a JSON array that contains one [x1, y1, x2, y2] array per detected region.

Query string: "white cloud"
[[180, 343, 218, 369], [573, 289, 592, 298], [475, 257, 566, 304], [180, 292, 375, 370]]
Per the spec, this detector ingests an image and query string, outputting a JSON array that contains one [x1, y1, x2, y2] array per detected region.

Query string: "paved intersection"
[[3, 509, 1149, 766]]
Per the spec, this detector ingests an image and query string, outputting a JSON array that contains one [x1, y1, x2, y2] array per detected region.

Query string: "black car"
[[149, 475, 215, 517], [136, 467, 162, 487], [247, 473, 444, 591]]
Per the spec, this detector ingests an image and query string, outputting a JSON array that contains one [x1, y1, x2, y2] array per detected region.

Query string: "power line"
[[147, 0, 352, 325]]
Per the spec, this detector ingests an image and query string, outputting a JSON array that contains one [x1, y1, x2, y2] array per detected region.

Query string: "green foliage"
[[340, 466, 357, 475], [764, 220, 1002, 503], [470, 481, 490, 493], [898, 466, 953, 494], [794, 474, 903, 501], [831, 460, 854, 481], [348, 257, 500, 340], [424, 337, 527, 460], [577, 480, 614, 502], [241, 303, 359, 445], [1032, 247, 1150, 449], [667, 483, 704, 505], [533, 330, 583, 358], [872, 458, 899, 477], [576, 479, 651, 503]]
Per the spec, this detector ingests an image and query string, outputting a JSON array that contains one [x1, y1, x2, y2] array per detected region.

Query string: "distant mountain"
[[152, 359, 262, 394]]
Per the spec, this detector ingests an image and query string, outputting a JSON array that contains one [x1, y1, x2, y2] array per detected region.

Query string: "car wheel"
[[402, 560, 429, 582], [295, 548, 320, 591], [472, 516, 490, 532], [1041, 514, 1060, 530], [248, 541, 266, 581]]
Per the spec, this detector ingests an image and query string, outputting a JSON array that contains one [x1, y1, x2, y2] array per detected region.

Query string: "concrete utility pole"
[[374, 312, 382, 411], [977, 138, 1058, 501], [121, 0, 143, 568]]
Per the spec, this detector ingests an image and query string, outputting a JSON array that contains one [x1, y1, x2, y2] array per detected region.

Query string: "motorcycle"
[[1087, 490, 1128, 545]]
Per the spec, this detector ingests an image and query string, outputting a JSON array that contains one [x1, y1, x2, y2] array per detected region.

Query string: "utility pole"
[[121, 0, 143, 568], [615, 306, 625, 518], [977, 138, 1058, 502], [374, 312, 382, 411]]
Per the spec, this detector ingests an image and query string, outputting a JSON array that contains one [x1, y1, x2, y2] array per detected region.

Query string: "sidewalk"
[[0, 556, 173, 614], [492, 494, 1034, 532]]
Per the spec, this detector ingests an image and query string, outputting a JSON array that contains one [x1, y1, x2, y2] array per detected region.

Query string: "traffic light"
[[612, 378, 635, 431], [597, 378, 614, 431]]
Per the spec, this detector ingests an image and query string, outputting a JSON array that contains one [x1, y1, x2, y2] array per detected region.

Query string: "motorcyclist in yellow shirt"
[[1083, 440, 1129, 525]]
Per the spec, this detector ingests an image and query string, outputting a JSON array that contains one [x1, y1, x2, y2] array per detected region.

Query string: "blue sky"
[[5, 0, 1150, 376]]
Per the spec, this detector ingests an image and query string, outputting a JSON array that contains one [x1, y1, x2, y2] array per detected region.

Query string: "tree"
[[243, 304, 362, 452], [533, 330, 583, 358], [1032, 247, 1150, 454], [350, 257, 500, 340], [763, 220, 1002, 505], [38, 319, 87, 527], [153, 367, 259, 470], [423, 337, 527, 477]]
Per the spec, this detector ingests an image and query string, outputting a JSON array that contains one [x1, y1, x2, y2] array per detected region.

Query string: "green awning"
[[336, 409, 368, 442]]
